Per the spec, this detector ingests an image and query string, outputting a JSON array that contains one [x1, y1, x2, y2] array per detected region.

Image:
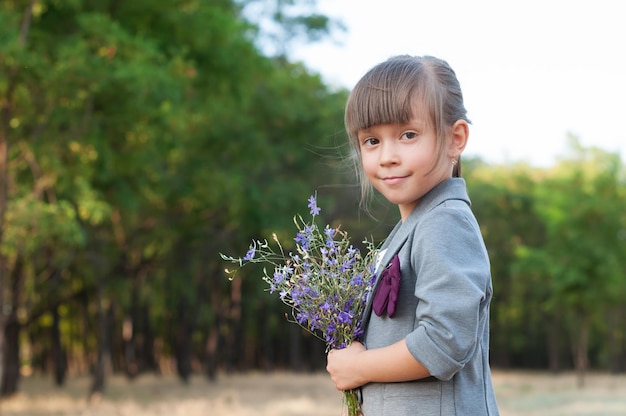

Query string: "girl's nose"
[[379, 141, 399, 166]]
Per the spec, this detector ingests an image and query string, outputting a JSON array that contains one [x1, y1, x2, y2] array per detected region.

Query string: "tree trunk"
[[547, 314, 561, 373], [607, 307, 626, 373], [174, 298, 193, 383], [89, 278, 113, 401], [139, 304, 159, 373], [289, 324, 304, 372], [122, 314, 137, 378], [223, 277, 243, 373], [123, 279, 139, 378], [573, 315, 590, 388], [0, 0, 36, 392], [51, 306, 67, 386], [0, 256, 25, 396], [261, 307, 275, 371], [205, 284, 222, 380], [0, 122, 7, 399], [0, 319, 20, 397]]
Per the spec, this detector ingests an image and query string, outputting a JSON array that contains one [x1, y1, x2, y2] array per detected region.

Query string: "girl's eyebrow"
[[357, 128, 375, 136]]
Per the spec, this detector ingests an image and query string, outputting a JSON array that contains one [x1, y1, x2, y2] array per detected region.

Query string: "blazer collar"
[[377, 178, 470, 269]]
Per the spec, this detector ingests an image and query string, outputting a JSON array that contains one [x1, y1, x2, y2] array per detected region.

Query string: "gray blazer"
[[361, 178, 499, 415]]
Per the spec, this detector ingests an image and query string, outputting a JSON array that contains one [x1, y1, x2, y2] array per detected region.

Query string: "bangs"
[[345, 57, 432, 139]]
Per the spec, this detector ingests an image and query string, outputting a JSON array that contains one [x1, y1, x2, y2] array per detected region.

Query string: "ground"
[[1, 370, 626, 415]]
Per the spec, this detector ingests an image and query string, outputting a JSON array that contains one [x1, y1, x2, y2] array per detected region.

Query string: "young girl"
[[326, 55, 500, 415]]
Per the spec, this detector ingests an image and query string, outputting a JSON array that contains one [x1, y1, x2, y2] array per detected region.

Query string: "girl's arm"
[[326, 340, 430, 390]]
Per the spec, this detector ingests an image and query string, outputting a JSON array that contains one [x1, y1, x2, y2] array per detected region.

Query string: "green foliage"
[[3, 196, 85, 259], [1, 0, 625, 386], [467, 138, 626, 370], [1, 0, 354, 383]]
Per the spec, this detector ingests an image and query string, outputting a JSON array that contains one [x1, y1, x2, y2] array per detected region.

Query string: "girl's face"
[[358, 116, 456, 221]]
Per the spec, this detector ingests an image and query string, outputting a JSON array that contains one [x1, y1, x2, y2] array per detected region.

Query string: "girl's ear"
[[448, 120, 469, 158]]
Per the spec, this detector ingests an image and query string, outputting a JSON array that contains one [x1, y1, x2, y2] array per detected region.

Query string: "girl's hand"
[[326, 341, 367, 390]]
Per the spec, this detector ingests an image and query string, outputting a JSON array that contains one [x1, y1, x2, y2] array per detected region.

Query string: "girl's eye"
[[401, 131, 418, 140], [362, 137, 379, 146]]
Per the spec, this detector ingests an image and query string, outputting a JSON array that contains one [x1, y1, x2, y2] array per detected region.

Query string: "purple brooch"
[[372, 254, 401, 317]]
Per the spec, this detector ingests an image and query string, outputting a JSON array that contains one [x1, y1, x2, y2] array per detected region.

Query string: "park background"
[[0, 0, 625, 414]]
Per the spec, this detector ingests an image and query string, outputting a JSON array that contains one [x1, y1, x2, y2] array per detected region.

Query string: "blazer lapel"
[[360, 210, 420, 328]]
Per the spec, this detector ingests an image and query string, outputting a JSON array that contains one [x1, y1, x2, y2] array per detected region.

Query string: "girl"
[[326, 55, 500, 415]]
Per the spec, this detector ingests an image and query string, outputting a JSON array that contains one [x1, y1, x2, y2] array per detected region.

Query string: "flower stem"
[[344, 388, 361, 416]]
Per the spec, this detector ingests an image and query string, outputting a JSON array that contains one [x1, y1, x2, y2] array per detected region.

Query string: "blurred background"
[[0, 0, 624, 412]]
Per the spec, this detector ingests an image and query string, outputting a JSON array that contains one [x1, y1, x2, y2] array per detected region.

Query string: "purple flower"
[[337, 311, 352, 325], [291, 287, 303, 304], [372, 254, 401, 318], [243, 243, 256, 261], [308, 195, 321, 216], [295, 225, 315, 249], [325, 322, 337, 341], [273, 271, 285, 284], [294, 232, 308, 246], [296, 311, 308, 325], [368, 265, 378, 285], [319, 301, 332, 313], [341, 258, 355, 272], [353, 327, 364, 339], [350, 273, 364, 286], [223, 192, 381, 373]]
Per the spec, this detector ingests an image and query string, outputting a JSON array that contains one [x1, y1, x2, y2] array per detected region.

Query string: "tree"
[[0, 0, 38, 394], [513, 137, 625, 385], [465, 159, 549, 368], [0, 0, 351, 396]]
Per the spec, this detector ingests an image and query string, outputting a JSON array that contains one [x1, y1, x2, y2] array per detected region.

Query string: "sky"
[[291, 0, 626, 167]]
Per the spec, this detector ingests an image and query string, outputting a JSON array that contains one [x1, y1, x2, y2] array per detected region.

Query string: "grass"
[[1, 370, 625, 415]]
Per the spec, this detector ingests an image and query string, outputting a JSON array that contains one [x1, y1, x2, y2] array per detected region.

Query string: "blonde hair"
[[345, 55, 470, 205]]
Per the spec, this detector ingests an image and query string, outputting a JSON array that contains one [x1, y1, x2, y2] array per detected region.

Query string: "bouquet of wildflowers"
[[221, 194, 379, 416]]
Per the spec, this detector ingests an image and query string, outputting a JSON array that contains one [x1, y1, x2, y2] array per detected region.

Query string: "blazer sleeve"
[[404, 200, 491, 381]]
